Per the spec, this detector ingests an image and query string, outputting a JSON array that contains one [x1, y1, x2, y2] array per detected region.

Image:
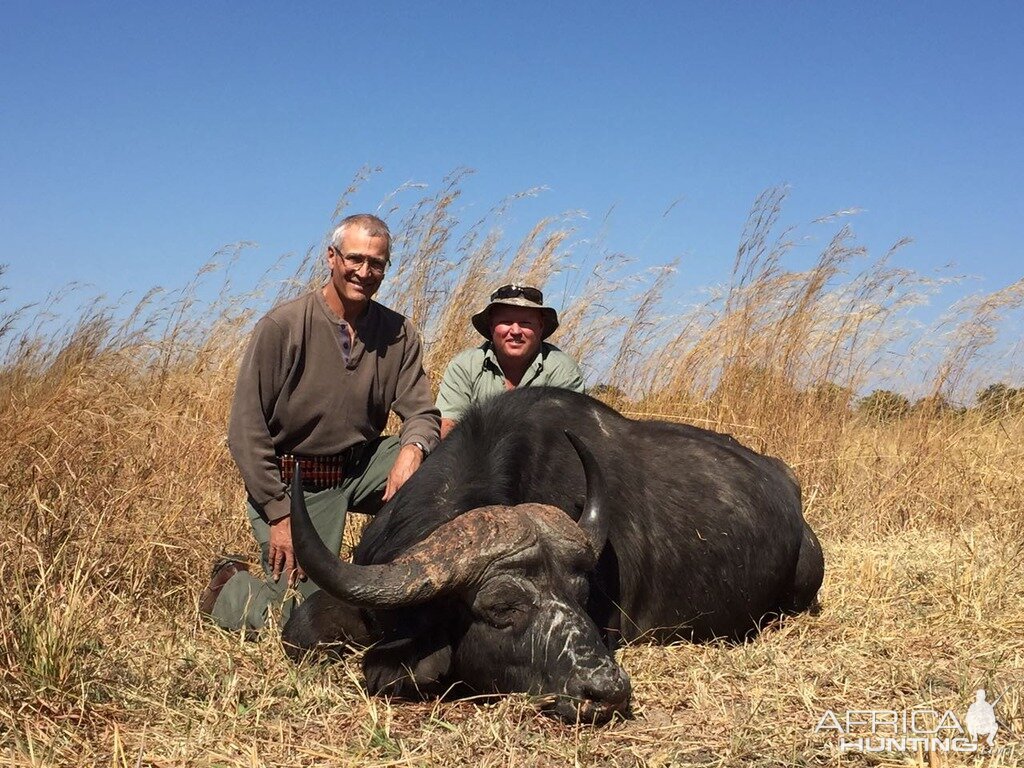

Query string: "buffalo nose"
[[586, 666, 632, 706], [569, 664, 632, 709], [549, 666, 632, 724]]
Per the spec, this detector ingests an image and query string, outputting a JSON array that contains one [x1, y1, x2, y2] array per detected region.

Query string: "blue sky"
[[2, 2, 1022, 341]]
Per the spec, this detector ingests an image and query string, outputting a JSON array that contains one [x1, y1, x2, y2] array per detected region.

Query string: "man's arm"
[[387, 322, 441, 499], [383, 442, 428, 501], [435, 352, 476, 439], [228, 317, 305, 585], [227, 316, 290, 521]]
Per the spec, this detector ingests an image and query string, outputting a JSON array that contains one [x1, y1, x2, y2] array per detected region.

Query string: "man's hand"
[[440, 418, 457, 439], [383, 443, 424, 501], [268, 514, 306, 587]]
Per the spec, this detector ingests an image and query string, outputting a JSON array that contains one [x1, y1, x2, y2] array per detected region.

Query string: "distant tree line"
[[973, 382, 1024, 418], [588, 378, 1024, 423]]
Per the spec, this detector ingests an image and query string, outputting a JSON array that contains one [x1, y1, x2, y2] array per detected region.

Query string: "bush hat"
[[471, 283, 559, 341]]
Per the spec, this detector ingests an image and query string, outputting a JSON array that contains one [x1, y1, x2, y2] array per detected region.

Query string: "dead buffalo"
[[284, 388, 823, 722]]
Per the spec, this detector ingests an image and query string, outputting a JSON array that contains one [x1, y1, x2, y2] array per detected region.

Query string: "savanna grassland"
[[2, 177, 1023, 767]]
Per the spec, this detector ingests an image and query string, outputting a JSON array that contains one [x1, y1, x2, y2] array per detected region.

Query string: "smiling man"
[[201, 213, 440, 633], [436, 283, 585, 438]]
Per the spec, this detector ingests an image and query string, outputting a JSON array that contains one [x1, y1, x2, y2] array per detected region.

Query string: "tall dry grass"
[[1, 176, 1023, 766]]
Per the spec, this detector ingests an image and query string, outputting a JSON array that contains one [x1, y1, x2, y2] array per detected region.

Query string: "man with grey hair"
[[201, 213, 440, 632], [436, 283, 585, 438]]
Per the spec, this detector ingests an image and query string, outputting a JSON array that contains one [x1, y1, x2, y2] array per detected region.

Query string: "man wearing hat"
[[436, 283, 585, 438]]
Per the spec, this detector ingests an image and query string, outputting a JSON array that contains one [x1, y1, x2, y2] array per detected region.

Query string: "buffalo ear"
[[281, 591, 373, 662], [363, 629, 453, 698]]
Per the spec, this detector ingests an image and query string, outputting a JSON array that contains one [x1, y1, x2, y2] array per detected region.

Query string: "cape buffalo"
[[285, 388, 824, 723]]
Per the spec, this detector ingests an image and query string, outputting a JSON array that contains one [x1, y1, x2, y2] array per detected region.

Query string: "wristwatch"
[[411, 441, 429, 457]]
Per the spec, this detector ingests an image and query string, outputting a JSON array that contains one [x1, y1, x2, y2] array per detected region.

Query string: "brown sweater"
[[227, 289, 440, 521]]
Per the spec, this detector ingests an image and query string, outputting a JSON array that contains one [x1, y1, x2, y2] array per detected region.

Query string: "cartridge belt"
[[278, 444, 366, 490]]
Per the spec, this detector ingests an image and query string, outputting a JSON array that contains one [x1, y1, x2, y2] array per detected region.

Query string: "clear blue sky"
[[2, 2, 1022, 330]]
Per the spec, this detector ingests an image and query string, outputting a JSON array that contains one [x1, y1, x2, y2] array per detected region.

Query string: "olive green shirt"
[[228, 290, 440, 521], [435, 342, 585, 421]]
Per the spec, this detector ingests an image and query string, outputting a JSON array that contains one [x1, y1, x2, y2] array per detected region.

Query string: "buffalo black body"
[[285, 387, 823, 720]]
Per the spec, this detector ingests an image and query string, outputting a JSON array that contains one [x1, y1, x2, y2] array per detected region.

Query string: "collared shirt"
[[435, 341, 586, 421], [228, 289, 440, 521]]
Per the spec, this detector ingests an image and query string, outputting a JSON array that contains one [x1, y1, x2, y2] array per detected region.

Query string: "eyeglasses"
[[490, 284, 543, 303], [331, 248, 388, 275]]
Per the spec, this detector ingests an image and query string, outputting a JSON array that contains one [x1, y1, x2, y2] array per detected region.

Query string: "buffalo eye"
[[473, 578, 536, 628], [568, 572, 590, 601]]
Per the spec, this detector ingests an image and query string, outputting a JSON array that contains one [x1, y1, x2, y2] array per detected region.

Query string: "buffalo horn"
[[289, 461, 440, 607], [563, 430, 610, 558], [289, 460, 527, 608]]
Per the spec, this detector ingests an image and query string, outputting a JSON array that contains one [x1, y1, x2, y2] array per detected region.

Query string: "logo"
[[814, 689, 1013, 755], [965, 689, 999, 747]]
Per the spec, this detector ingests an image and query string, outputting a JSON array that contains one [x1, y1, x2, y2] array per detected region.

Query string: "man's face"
[[490, 306, 544, 365], [326, 226, 389, 307]]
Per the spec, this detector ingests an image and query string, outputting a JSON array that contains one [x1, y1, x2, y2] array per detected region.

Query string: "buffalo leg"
[[363, 625, 453, 699], [781, 522, 825, 614], [586, 544, 623, 651]]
